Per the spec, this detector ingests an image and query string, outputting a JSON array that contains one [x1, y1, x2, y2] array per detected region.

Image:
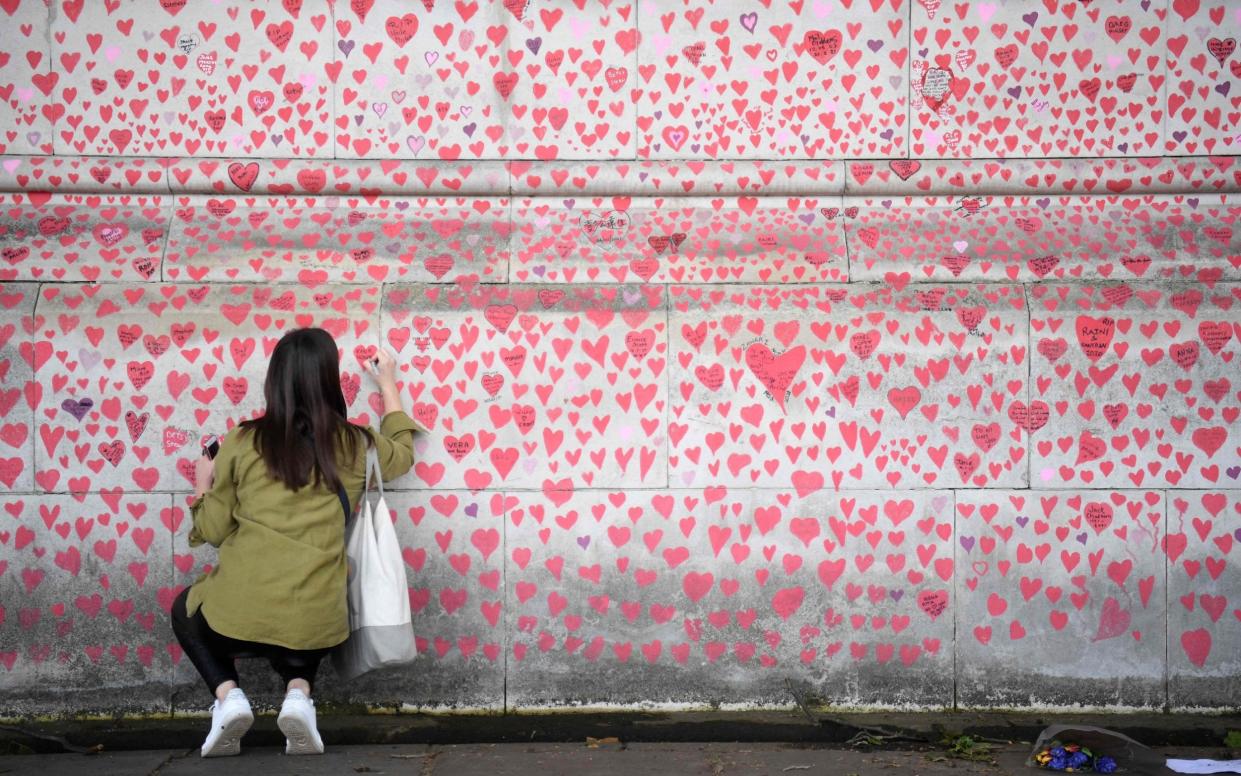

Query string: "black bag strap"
[[336, 436, 377, 521], [336, 483, 350, 521]]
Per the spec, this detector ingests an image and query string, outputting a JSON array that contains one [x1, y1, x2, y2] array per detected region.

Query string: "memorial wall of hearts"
[[0, 0, 1238, 715]]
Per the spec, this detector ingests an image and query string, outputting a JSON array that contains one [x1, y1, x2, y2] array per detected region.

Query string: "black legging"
[[170, 587, 331, 698]]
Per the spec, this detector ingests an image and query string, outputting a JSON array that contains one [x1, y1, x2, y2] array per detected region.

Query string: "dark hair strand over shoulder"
[[237, 327, 374, 493]]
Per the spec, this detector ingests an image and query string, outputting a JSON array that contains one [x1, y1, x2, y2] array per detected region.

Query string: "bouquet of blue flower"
[[1033, 740, 1118, 773]]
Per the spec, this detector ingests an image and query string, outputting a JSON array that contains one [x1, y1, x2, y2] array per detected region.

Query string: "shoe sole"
[[201, 711, 253, 758], [278, 710, 324, 756]]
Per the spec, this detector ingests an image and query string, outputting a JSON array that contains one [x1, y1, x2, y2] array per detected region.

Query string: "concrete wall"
[[0, 0, 1239, 717]]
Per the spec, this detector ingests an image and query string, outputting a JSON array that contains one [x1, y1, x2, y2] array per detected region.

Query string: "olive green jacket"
[[185, 410, 422, 650]]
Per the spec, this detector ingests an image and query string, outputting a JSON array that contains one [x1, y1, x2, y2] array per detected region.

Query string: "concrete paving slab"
[[331, 0, 505, 159], [838, 158, 1241, 197], [909, 0, 1166, 157], [0, 0, 54, 156], [668, 283, 1029, 490], [504, 488, 763, 709], [427, 742, 719, 776], [509, 161, 849, 198], [790, 490, 955, 708], [111, 744, 434, 774], [498, 1, 637, 160], [331, 0, 635, 160], [0, 158, 169, 196], [33, 283, 380, 493], [955, 490, 1167, 709], [1028, 283, 1241, 489], [3, 742, 1231, 776], [636, 2, 908, 158], [511, 197, 848, 284], [0, 283, 37, 492], [163, 160, 510, 197], [380, 283, 668, 490], [1164, 0, 1241, 154], [49, 0, 332, 157], [848, 196, 1241, 284], [0, 749, 179, 776], [1167, 490, 1241, 710], [693, 741, 1032, 775], [0, 493, 175, 717], [504, 489, 955, 710], [162, 199, 508, 284], [0, 196, 166, 283]]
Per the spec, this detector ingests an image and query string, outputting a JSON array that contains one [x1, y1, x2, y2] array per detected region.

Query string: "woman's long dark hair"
[[238, 327, 373, 493]]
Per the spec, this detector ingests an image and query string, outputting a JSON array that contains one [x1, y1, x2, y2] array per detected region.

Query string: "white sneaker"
[[277, 688, 324, 755], [200, 688, 253, 758]]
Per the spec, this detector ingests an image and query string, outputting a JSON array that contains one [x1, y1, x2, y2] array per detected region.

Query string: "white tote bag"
[[332, 445, 418, 680]]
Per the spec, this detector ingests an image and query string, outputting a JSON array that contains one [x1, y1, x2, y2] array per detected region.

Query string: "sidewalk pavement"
[[2, 711, 1238, 775], [0, 741, 1233, 776]]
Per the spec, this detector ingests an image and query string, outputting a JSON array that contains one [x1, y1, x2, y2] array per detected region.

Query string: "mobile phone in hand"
[[203, 434, 220, 460]]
